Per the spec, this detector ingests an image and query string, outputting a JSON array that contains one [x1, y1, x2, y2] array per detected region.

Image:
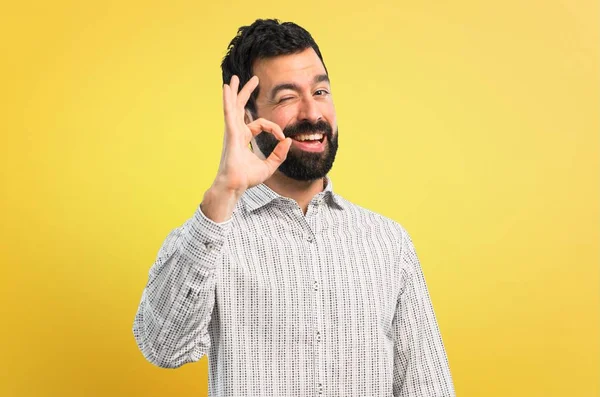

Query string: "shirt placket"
[[305, 197, 326, 396]]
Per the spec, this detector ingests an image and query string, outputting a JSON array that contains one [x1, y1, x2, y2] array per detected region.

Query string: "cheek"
[[320, 103, 336, 122], [325, 111, 337, 131], [269, 108, 297, 129]]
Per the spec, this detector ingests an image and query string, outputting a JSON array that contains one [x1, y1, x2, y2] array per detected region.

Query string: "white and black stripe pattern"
[[133, 177, 455, 397]]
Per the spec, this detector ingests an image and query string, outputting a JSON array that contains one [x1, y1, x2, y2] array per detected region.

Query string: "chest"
[[214, 210, 402, 335]]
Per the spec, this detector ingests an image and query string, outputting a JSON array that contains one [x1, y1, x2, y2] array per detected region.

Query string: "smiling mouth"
[[288, 134, 327, 153], [290, 132, 325, 143]]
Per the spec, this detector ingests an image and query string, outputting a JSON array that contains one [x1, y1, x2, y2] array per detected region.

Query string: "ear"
[[244, 108, 253, 125], [249, 136, 266, 160], [243, 108, 262, 157]]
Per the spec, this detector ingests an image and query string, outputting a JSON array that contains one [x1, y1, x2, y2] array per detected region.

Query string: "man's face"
[[250, 48, 338, 181]]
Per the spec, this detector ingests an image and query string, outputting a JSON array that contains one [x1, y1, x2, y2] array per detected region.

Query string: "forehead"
[[253, 48, 327, 89]]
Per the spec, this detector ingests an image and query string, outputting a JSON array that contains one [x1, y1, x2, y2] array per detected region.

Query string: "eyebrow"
[[268, 74, 330, 101]]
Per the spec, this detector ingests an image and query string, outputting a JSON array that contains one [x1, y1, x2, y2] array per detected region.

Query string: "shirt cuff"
[[179, 203, 233, 270]]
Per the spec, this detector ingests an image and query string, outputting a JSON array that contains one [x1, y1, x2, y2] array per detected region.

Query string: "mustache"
[[283, 120, 333, 139]]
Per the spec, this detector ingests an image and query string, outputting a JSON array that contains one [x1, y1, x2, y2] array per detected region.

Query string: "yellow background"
[[1, 1, 598, 396]]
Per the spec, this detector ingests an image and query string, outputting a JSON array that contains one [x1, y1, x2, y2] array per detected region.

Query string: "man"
[[133, 19, 455, 397]]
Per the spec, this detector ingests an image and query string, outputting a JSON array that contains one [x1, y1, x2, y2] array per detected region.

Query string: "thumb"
[[263, 138, 292, 174]]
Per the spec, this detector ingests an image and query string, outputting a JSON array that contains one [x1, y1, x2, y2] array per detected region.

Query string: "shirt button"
[[204, 242, 216, 253], [306, 235, 314, 243]]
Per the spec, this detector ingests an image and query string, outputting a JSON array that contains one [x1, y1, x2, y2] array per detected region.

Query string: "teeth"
[[294, 133, 323, 142]]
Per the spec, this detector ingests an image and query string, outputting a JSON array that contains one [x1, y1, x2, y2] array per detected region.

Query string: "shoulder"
[[335, 195, 420, 276], [334, 195, 410, 242]]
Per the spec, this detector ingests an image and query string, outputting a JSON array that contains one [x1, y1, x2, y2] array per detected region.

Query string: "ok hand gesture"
[[215, 75, 292, 194], [201, 75, 292, 222]]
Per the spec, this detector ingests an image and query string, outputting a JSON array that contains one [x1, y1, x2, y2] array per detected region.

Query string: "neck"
[[263, 172, 325, 214]]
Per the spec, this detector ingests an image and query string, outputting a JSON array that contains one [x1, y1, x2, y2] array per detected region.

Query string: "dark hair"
[[221, 19, 328, 117]]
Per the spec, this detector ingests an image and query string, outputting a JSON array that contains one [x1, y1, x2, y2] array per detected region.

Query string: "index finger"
[[236, 76, 259, 110]]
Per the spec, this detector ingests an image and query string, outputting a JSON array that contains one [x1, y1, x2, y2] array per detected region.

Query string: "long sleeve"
[[132, 204, 232, 368], [392, 228, 455, 397]]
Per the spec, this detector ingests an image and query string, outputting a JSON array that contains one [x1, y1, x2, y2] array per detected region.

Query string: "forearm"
[[200, 182, 243, 223], [132, 204, 232, 368]]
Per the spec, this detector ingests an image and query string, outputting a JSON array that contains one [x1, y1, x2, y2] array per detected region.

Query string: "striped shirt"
[[133, 177, 455, 397]]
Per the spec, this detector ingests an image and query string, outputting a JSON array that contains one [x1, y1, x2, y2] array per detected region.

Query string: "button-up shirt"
[[133, 178, 455, 397]]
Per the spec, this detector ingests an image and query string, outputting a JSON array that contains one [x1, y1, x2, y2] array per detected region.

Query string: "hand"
[[200, 75, 292, 223], [213, 75, 292, 195]]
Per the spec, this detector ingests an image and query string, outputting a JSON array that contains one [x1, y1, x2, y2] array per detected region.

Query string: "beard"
[[254, 119, 339, 181]]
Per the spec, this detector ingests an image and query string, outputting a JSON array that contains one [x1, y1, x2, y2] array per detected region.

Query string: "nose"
[[297, 95, 323, 123]]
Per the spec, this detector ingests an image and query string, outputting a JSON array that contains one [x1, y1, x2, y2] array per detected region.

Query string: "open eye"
[[314, 89, 330, 96]]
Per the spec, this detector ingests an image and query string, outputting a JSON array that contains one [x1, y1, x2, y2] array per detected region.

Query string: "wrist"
[[207, 179, 244, 202], [201, 182, 243, 223]]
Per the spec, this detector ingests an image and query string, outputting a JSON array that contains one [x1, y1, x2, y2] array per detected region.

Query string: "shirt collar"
[[241, 176, 345, 213]]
